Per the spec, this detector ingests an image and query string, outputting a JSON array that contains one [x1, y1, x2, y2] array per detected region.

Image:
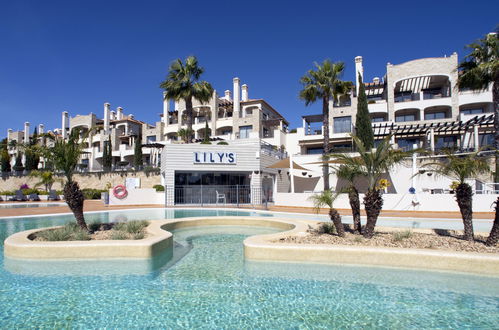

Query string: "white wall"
[[274, 192, 498, 213], [109, 188, 164, 205]]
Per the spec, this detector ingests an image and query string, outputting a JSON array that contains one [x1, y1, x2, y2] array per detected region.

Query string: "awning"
[[305, 157, 362, 165], [267, 158, 310, 171]]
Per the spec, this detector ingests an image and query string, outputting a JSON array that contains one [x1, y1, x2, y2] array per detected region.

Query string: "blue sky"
[[0, 0, 497, 136]]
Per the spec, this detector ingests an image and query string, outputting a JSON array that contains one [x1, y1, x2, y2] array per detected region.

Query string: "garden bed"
[[30, 220, 149, 241], [273, 223, 499, 254]]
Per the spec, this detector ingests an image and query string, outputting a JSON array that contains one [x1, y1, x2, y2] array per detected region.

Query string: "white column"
[[241, 84, 248, 101], [117, 107, 123, 120], [38, 124, 44, 135], [411, 146, 418, 190], [354, 56, 363, 95], [289, 154, 295, 193], [62, 112, 69, 139], [224, 90, 232, 101], [429, 128, 435, 152], [473, 125, 479, 150], [104, 103, 110, 134], [163, 92, 170, 126], [233, 77, 240, 117], [110, 110, 116, 120], [419, 109, 425, 121], [23, 122, 30, 143], [7, 129, 12, 142]]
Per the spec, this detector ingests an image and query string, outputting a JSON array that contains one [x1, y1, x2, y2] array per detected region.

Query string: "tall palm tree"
[[486, 197, 499, 246], [334, 135, 409, 238], [300, 60, 352, 190], [160, 56, 214, 143], [177, 128, 193, 143], [309, 190, 345, 237], [425, 151, 489, 241], [45, 128, 90, 230], [458, 31, 498, 181], [335, 164, 362, 233]]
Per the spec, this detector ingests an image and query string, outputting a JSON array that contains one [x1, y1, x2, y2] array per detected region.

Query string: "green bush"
[[153, 184, 164, 192], [133, 232, 145, 240], [200, 141, 212, 145], [393, 230, 412, 242], [110, 230, 129, 240], [0, 190, 15, 196], [217, 141, 228, 145], [36, 223, 90, 241], [114, 220, 149, 234], [82, 188, 107, 199], [22, 188, 41, 196], [317, 222, 336, 235]]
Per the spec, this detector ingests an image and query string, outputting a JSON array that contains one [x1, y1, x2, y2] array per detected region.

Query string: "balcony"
[[395, 93, 420, 103]]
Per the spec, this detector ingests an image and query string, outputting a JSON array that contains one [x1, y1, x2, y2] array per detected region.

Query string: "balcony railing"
[[394, 93, 420, 103]]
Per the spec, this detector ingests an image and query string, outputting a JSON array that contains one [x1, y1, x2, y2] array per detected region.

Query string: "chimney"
[[163, 92, 170, 125], [373, 77, 380, 84], [224, 90, 232, 101], [110, 110, 116, 120], [104, 103, 110, 134], [38, 124, 44, 134], [7, 128, 13, 142], [62, 111, 69, 139], [241, 84, 248, 101], [129, 114, 134, 120], [233, 77, 240, 116], [355, 56, 364, 95], [117, 107, 123, 120]]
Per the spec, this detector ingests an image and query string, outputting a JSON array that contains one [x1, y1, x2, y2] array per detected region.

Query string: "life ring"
[[113, 185, 128, 199]]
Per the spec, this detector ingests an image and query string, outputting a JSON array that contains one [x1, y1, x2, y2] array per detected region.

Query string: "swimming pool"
[[0, 211, 498, 327], [0, 203, 65, 209]]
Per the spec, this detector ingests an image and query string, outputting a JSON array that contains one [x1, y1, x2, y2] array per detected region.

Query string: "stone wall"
[[0, 171, 162, 191]]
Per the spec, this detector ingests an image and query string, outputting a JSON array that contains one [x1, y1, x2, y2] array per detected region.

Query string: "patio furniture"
[[13, 190, 28, 201], [48, 190, 60, 201], [216, 190, 226, 205], [29, 193, 41, 201]]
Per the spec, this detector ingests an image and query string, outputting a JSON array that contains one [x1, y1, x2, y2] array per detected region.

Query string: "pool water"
[[0, 203, 65, 209], [0, 213, 498, 328]]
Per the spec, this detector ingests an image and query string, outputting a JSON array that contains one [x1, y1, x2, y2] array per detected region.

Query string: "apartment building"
[[288, 54, 495, 156]]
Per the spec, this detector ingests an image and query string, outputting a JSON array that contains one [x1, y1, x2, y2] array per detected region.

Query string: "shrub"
[[110, 230, 129, 240], [217, 141, 228, 145], [133, 232, 145, 240], [200, 141, 212, 145], [0, 190, 15, 196], [36, 223, 90, 241], [114, 220, 149, 234], [82, 188, 106, 199], [153, 184, 165, 192], [22, 188, 40, 195], [393, 230, 412, 242], [316, 222, 336, 235]]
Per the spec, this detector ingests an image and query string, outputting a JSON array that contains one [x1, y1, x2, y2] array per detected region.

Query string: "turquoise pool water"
[[0, 212, 498, 328]]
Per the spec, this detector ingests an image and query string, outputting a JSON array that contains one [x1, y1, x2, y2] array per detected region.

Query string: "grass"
[[316, 222, 336, 235], [393, 230, 413, 242], [114, 220, 149, 234], [110, 230, 130, 240]]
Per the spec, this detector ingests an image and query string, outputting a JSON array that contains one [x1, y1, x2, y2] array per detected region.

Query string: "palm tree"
[[486, 197, 499, 246], [334, 135, 409, 238], [160, 56, 214, 143], [45, 128, 90, 230], [335, 164, 362, 233], [425, 151, 489, 241], [29, 170, 59, 192], [299, 60, 352, 190], [177, 128, 193, 143], [458, 31, 498, 181], [309, 190, 345, 237]]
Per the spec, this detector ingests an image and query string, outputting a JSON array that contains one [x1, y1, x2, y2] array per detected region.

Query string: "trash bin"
[[101, 192, 109, 205]]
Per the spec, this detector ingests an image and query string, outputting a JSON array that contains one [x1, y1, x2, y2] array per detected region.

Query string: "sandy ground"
[[274, 224, 499, 253]]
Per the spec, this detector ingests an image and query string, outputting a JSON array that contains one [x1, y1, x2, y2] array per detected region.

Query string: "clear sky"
[[0, 0, 497, 137]]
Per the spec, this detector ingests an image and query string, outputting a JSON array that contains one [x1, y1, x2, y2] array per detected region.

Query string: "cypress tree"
[[134, 136, 143, 168], [1, 149, 10, 172], [13, 154, 24, 172], [355, 73, 374, 149], [103, 137, 113, 171]]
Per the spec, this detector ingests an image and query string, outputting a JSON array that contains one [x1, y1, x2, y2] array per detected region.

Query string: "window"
[[239, 125, 252, 139], [424, 112, 446, 120], [397, 138, 419, 151], [479, 133, 494, 147], [435, 136, 457, 149], [461, 108, 483, 115], [306, 147, 323, 155], [333, 116, 351, 133], [395, 114, 417, 122], [147, 135, 156, 143], [372, 116, 385, 122]]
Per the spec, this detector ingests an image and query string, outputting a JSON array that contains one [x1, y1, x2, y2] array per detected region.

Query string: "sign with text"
[[193, 151, 237, 164]]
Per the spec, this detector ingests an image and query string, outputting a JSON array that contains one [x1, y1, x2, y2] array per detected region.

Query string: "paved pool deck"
[[0, 200, 494, 220]]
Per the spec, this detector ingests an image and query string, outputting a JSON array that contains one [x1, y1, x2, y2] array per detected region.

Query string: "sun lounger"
[[48, 190, 60, 201], [29, 193, 41, 201], [14, 190, 28, 201]]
